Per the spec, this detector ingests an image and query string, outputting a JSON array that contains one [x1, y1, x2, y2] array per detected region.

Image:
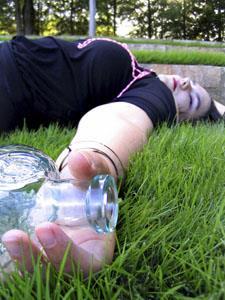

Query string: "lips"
[[173, 78, 177, 91]]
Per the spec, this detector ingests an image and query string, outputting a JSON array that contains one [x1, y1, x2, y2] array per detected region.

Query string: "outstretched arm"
[[57, 102, 153, 180], [2, 102, 153, 275]]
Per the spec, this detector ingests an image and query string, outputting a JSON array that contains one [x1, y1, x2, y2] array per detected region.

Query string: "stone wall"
[[141, 64, 225, 104]]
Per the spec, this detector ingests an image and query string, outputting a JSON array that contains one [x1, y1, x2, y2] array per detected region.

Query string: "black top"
[[0, 36, 177, 133]]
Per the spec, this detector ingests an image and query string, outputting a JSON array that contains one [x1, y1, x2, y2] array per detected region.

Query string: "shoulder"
[[116, 75, 177, 126]]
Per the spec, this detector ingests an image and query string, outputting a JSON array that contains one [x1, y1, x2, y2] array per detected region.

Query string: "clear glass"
[[0, 145, 118, 271], [28, 175, 118, 233]]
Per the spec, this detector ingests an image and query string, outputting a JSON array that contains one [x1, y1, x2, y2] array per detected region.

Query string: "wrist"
[[56, 142, 125, 182]]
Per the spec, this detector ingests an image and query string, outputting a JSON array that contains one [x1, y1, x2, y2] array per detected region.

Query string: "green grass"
[[0, 122, 225, 299], [133, 49, 225, 66]]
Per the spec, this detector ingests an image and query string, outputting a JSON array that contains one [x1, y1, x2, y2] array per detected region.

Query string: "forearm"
[[70, 102, 153, 173]]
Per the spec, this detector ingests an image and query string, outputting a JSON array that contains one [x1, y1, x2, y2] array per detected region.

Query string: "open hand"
[[2, 150, 116, 275]]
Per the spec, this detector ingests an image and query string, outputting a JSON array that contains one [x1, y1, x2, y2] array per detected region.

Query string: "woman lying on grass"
[[1, 36, 225, 276]]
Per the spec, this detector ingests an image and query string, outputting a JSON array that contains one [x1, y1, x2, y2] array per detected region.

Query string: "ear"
[[205, 100, 224, 122], [214, 100, 225, 116]]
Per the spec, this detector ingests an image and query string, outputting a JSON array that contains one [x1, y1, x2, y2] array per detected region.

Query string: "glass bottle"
[[0, 144, 118, 270]]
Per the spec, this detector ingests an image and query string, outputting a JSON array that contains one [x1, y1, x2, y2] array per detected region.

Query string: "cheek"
[[174, 93, 189, 112], [196, 103, 210, 119]]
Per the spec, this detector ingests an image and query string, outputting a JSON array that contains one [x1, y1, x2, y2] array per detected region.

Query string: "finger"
[[36, 222, 102, 274], [68, 150, 110, 180], [35, 222, 75, 273], [2, 229, 44, 272]]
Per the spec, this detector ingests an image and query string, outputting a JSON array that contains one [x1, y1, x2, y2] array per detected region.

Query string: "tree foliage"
[[0, 0, 224, 41]]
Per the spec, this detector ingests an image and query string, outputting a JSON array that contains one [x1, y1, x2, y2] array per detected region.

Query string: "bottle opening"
[[86, 175, 118, 233]]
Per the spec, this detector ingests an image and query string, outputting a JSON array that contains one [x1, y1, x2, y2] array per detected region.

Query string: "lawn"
[[0, 122, 225, 299], [133, 50, 225, 66]]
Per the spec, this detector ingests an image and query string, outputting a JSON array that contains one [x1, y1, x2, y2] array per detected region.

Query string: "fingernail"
[[68, 151, 96, 180], [76, 151, 94, 168], [37, 227, 57, 249], [2, 232, 23, 258], [5, 242, 23, 258]]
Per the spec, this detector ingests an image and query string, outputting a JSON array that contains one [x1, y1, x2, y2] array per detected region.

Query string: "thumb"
[[67, 150, 111, 181]]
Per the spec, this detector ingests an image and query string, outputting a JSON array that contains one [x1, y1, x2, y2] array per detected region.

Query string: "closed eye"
[[189, 93, 201, 110], [189, 94, 193, 108]]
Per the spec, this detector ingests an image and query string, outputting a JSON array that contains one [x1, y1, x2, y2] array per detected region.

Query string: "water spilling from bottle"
[[0, 144, 118, 272]]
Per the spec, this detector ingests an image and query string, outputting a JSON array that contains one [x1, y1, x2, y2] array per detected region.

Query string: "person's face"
[[158, 74, 212, 121]]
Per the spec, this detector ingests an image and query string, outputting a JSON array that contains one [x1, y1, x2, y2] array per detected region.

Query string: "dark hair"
[[199, 100, 224, 123]]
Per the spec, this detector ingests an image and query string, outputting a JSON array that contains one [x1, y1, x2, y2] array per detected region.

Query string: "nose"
[[180, 77, 191, 90]]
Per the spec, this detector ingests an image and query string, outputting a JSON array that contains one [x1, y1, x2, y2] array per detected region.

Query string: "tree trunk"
[[112, 0, 117, 36], [217, 0, 222, 41], [147, 0, 152, 38], [23, 0, 35, 35], [70, 0, 75, 35], [35, 0, 42, 35], [182, 0, 186, 39], [14, 0, 24, 35]]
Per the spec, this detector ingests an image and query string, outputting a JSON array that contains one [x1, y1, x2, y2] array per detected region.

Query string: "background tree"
[[13, 0, 35, 35], [212, 0, 225, 41], [36, 0, 88, 35], [0, 0, 224, 41], [96, 0, 119, 36], [119, 0, 158, 38], [165, 0, 197, 40], [197, 0, 216, 40], [14, 0, 24, 35], [23, 0, 35, 34], [0, 0, 15, 34]]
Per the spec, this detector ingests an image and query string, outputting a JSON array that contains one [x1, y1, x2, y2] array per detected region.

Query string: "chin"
[[178, 112, 190, 122]]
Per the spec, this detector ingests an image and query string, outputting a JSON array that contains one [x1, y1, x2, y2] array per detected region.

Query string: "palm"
[[2, 223, 115, 275], [53, 224, 115, 274], [2, 149, 116, 274]]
